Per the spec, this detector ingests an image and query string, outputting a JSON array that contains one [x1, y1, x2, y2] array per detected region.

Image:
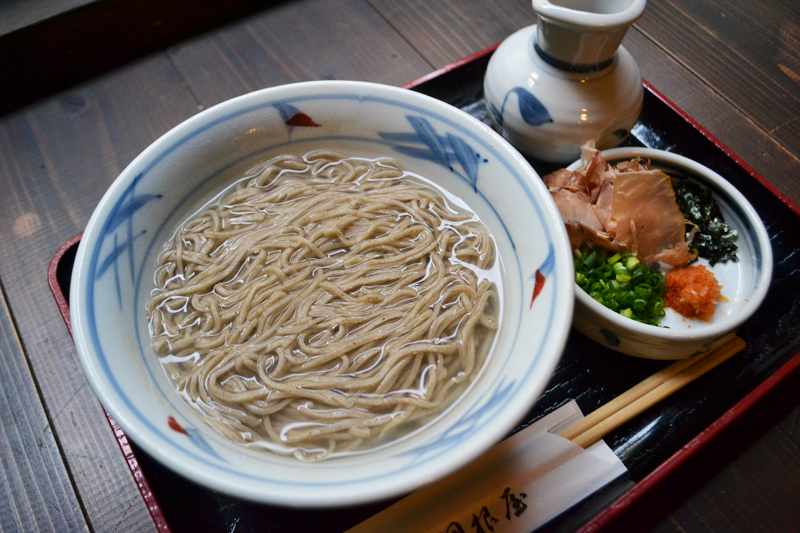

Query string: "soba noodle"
[[147, 151, 499, 460]]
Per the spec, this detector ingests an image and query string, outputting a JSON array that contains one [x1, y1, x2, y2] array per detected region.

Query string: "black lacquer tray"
[[48, 47, 800, 533]]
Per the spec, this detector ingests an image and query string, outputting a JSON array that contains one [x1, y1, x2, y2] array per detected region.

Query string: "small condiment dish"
[[567, 148, 772, 359]]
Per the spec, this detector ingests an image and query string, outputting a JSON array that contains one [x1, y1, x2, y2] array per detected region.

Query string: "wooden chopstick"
[[558, 335, 746, 449]]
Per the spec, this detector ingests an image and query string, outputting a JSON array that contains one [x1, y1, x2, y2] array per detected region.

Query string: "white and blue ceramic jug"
[[484, 0, 647, 163]]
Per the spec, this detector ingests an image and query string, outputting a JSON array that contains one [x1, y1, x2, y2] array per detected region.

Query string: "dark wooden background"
[[0, 0, 798, 531]]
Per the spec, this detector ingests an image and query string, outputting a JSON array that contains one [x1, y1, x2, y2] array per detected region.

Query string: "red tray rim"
[[49, 44, 800, 532], [48, 234, 172, 533]]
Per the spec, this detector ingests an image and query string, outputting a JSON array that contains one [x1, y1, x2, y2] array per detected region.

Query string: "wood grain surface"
[[636, 0, 800, 157], [0, 291, 87, 532], [0, 0, 798, 532], [0, 0, 96, 36], [366, 0, 535, 69], [624, 29, 800, 205], [0, 0, 288, 116], [168, 0, 432, 107], [0, 55, 201, 532]]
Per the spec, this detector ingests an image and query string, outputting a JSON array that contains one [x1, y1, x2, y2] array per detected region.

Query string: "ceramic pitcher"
[[484, 0, 647, 163]]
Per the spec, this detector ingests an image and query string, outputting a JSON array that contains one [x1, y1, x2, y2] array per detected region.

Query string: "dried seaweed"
[[673, 178, 738, 265]]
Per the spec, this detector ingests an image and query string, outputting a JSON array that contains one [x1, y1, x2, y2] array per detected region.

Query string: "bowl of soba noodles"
[[70, 80, 574, 506]]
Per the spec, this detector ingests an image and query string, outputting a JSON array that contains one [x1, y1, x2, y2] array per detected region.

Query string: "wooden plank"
[[634, 0, 800, 158], [0, 293, 88, 532], [624, 27, 800, 205], [0, 0, 97, 36], [777, 0, 800, 18], [365, 0, 534, 69], [0, 0, 286, 117], [0, 53, 201, 532], [168, 0, 433, 108]]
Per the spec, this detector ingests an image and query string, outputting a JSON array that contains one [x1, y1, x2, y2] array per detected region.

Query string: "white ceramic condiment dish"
[[567, 148, 772, 359], [70, 81, 574, 506]]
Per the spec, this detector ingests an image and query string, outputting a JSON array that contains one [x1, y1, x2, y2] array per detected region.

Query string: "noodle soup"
[[147, 151, 500, 460]]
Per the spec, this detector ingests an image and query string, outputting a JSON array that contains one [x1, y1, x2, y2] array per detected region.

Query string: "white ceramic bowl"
[[70, 81, 574, 506], [568, 148, 772, 359]]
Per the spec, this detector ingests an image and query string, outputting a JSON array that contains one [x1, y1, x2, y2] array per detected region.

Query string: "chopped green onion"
[[583, 250, 597, 268], [634, 285, 652, 299], [573, 243, 666, 326], [615, 270, 632, 283]]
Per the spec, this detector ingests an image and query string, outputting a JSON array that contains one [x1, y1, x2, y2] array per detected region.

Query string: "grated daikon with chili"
[[665, 265, 722, 322]]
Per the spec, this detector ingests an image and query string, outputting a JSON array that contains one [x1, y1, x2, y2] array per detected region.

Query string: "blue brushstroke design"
[[390, 145, 446, 163], [96, 231, 148, 281], [532, 242, 556, 279], [600, 329, 620, 347], [112, 234, 121, 306], [407, 115, 449, 166], [184, 427, 224, 460], [95, 172, 160, 308], [104, 174, 148, 235], [105, 194, 162, 233], [446, 133, 479, 189], [375, 132, 424, 143], [495, 87, 553, 127], [272, 102, 301, 124], [379, 115, 485, 191], [488, 100, 505, 127]]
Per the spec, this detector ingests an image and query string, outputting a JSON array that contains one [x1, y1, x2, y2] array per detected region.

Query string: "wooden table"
[[1, 1, 799, 531]]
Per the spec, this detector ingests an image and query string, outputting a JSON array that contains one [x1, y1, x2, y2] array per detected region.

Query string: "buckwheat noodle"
[[147, 151, 499, 460]]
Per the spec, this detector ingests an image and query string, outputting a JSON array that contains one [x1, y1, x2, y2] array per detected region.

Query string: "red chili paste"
[[665, 265, 721, 322]]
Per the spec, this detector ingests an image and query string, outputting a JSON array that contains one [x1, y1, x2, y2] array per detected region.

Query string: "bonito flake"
[[544, 143, 695, 267]]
